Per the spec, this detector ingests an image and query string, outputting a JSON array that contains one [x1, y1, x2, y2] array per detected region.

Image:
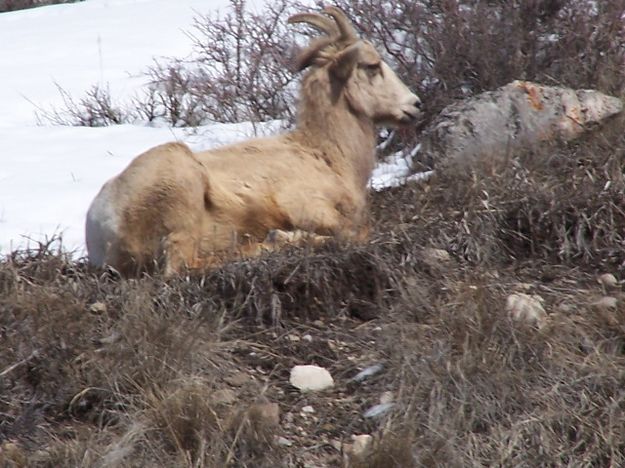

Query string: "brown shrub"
[[5, 1, 625, 466], [43, 0, 624, 157], [373, 113, 625, 267], [43, 0, 301, 128]]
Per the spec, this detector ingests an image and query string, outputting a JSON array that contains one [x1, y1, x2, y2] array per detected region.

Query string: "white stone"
[[289, 365, 334, 392], [379, 391, 394, 405], [592, 296, 618, 309], [598, 273, 618, 288], [98, 330, 120, 345], [330, 439, 343, 452], [301, 405, 315, 414], [89, 301, 107, 314], [506, 293, 547, 328], [347, 434, 373, 459], [277, 436, 294, 447], [423, 247, 451, 264]]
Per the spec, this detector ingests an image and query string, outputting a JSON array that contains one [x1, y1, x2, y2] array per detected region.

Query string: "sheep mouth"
[[400, 108, 420, 124], [376, 108, 421, 127]]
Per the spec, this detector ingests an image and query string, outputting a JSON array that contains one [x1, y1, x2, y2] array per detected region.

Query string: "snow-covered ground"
[[0, 0, 417, 257]]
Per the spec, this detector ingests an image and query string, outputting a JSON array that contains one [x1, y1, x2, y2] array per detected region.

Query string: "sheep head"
[[289, 7, 421, 126]]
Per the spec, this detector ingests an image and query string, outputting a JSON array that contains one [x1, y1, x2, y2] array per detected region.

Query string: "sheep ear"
[[329, 42, 361, 81]]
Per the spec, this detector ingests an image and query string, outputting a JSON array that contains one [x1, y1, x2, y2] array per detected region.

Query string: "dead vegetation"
[[2, 114, 625, 466], [0, 0, 81, 13], [4, 0, 625, 466], [44, 0, 625, 135]]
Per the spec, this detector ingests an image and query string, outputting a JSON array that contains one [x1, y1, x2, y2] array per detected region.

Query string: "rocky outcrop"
[[420, 81, 623, 168]]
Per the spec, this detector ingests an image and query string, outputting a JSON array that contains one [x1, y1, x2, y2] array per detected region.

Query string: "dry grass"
[[2, 115, 625, 466], [3, 2, 625, 465]]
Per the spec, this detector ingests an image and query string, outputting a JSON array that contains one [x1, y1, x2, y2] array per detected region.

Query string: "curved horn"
[[288, 13, 339, 37], [323, 6, 358, 41], [293, 37, 335, 71]]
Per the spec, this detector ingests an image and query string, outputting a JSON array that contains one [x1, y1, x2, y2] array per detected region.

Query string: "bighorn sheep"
[[85, 6, 421, 275]]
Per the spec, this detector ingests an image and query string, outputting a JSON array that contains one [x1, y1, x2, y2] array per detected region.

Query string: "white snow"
[[0, 0, 245, 128], [369, 144, 432, 190], [0, 122, 279, 255], [0, 0, 421, 258]]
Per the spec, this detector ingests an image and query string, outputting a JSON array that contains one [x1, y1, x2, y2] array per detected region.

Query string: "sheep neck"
[[291, 74, 377, 191]]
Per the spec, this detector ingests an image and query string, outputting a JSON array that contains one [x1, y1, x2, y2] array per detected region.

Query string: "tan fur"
[[85, 7, 421, 275]]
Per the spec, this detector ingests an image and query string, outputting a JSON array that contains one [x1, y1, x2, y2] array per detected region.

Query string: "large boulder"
[[419, 80, 623, 168]]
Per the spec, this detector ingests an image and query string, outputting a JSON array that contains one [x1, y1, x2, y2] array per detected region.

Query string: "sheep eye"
[[362, 63, 381, 76]]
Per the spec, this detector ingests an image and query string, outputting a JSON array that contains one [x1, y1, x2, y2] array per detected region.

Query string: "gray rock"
[[420, 81, 623, 168]]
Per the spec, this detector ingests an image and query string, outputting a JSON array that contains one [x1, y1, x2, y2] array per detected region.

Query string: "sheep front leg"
[[263, 229, 331, 249]]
